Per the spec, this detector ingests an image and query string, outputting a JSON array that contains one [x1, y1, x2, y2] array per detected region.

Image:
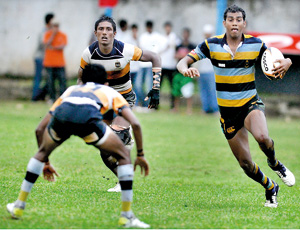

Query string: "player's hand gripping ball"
[[261, 47, 284, 80]]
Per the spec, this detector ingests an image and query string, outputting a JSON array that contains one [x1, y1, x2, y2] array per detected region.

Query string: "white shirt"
[[160, 32, 179, 69], [139, 31, 164, 68]]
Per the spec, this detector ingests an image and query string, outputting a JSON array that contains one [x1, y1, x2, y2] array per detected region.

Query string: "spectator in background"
[[160, 22, 179, 110], [32, 13, 54, 101], [197, 24, 218, 114], [115, 19, 131, 42], [127, 24, 141, 101], [43, 18, 68, 103], [172, 28, 196, 114], [136, 20, 162, 109]]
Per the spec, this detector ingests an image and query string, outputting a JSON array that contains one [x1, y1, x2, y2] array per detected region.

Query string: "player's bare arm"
[[77, 67, 83, 84], [121, 107, 149, 176], [35, 113, 52, 147], [177, 55, 200, 78]]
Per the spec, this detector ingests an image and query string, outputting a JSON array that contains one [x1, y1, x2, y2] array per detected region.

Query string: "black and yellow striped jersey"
[[188, 34, 267, 115], [80, 39, 142, 94]]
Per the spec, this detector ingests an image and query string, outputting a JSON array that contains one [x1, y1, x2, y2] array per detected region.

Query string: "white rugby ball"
[[261, 47, 284, 81]]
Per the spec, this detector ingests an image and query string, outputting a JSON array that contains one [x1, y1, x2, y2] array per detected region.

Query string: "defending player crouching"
[[7, 64, 150, 228]]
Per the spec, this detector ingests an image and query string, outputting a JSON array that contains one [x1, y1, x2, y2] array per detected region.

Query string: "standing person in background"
[[32, 13, 54, 101], [136, 20, 163, 109], [115, 19, 131, 42], [177, 4, 294, 207], [127, 24, 141, 105], [172, 28, 196, 114], [197, 24, 218, 114], [43, 18, 68, 104], [160, 22, 179, 110]]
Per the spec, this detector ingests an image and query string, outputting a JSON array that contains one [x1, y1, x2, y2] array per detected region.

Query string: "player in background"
[[78, 16, 161, 192], [7, 64, 150, 228], [177, 4, 294, 207]]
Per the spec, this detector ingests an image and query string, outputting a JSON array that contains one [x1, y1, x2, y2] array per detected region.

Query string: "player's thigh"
[[244, 109, 269, 141], [95, 127, 130, 163], [34, 128, 61, 162], [228, 127, 252, 164]]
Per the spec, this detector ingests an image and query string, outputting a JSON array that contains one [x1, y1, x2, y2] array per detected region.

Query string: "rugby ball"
[[261, 47, 284, 81]]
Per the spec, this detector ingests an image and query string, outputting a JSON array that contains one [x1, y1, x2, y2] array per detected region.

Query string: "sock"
[[244, 163, 274, 190], [117, 164, 134, 218], [15, 158, 45, 209], [259, 140, 278, 166]]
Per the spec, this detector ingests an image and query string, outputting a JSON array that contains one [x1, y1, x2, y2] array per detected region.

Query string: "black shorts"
[[122, 90, 136, 107], [102, 90, 135, 121], [48, 103, 109, 145], [220, 97, 265, 140]]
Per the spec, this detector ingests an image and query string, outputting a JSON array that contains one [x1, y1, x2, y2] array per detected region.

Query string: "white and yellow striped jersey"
[[80, 39, 142, 95]]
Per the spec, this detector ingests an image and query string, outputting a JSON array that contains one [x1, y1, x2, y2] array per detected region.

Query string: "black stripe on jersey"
[[108, 72, 130, 86], [25, 171, 39, 183], [211, 59, 257, 69], [199, 41, 211, 59], [216, 81, 256, 92]]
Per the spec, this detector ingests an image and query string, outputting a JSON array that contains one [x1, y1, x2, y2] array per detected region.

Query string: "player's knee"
[[255, 133, 270, 145], [240, 159, 253, 173]]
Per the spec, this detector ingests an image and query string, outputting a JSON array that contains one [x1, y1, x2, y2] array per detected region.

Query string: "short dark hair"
[[119, 19, 127, 28], [94, 15, 117, 32], [45, 13, 54, 24], [131, 24, 138, 29], [146, 20, 153, 28], [223, 4, 246, 21], [164, 21, 172, 27], [82, 64, 107, 84]]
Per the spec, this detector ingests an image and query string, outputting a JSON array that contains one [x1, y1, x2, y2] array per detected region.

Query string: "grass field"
[[0, 100, 299, 229]]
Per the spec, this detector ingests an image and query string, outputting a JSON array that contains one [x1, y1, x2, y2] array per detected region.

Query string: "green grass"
[[0, 101, 300, 229]]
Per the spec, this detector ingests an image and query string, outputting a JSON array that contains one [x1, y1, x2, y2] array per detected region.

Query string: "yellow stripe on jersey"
[[215, 73, 255, 84], [112, 96, 129, 114], [133, 46, 143, 61], [80, 58, 88, 69], [210, 52, 232, 60], [107, 63, 130, 79], [217, 95, 256, 107], [244, 34, 254, 39], [187, 50, 200, 61], [234, 51, 260, 60], [50, 97, 63, 112], [119, 87, 132, 95], [93, 89, 109, 114]]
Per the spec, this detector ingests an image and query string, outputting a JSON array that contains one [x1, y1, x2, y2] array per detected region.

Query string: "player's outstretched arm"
[[36, 113, 52, 147], [121, 107, 149, 176], [177, 56, 200, 78], [139, 50, 162, 109]]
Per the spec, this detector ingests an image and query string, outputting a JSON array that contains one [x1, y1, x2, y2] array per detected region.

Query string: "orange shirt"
[[43, 30, 67, 67]]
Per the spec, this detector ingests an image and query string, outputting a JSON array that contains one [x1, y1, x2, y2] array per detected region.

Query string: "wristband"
[[152, 67, 161, 90], [137, 149, 144, 157]]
